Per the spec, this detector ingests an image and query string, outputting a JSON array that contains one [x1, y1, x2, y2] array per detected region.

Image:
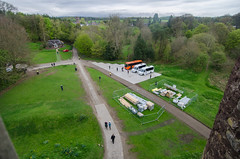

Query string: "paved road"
[[83, 60, 211, 139], [27, 60, 73, 71], [72, 49, 124, 159]]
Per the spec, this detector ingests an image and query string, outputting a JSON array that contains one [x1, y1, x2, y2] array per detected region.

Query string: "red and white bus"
[[124, 60, 142, 70]]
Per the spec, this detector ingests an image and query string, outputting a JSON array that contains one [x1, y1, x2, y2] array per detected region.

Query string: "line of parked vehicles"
[[124, 60, 154, 76]]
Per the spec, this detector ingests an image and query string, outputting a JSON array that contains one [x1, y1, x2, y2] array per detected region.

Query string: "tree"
[[133, 34, 154, 61], [193, 24, 209, 34], [153, 13, 159, 24], [185, 30, 193, 38], [0, 0, 18, 14], [233, 12, 240, 29], [225, 29, 240, 59], [211, 23, 229, 45], [106, 15, 124, 60], [74, 34, 93, 56], [211, 51, 226, 70], [103, 42, 118, 60], [0, 15, 29, 70]]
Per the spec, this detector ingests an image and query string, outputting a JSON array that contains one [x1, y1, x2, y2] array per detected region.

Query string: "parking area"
[[92, 62, 162, 84]]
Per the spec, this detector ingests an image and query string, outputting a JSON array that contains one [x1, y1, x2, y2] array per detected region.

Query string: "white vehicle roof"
[[133, 63, 146, 68]]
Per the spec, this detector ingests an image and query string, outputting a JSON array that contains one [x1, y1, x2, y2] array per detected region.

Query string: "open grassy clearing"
[[28, 42, 72, 64], [87, 67, 206, 158], [139, 64, 224, 128], [0, 65, 103, 159], [59, 45, 73, 60]]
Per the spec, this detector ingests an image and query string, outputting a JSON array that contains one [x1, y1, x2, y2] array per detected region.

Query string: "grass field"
[[122, 45, 132, 59], [87, 67, 206, 158], [59, 45, 73, 60], [29, 43, 72, 64], [139, 64, 224, 128], [0, 65, 103, 159]]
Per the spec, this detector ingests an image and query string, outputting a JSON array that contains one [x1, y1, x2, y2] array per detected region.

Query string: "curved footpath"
[[72, 48, 124, 159]]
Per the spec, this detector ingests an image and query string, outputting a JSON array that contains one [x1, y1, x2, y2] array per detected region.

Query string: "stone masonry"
[[203, 57, 240, 159]]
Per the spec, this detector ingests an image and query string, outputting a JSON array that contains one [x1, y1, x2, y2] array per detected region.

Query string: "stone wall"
[[203, 57, 240, 159]]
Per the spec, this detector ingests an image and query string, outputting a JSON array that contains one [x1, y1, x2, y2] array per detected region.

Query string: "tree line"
[[1, 0, 240, 90]]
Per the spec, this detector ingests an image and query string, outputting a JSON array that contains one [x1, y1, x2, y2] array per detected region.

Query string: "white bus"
[[138, 65, 154, 76], [131, 63, 146, 73]]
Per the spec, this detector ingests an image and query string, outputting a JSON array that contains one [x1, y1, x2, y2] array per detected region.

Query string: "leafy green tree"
[[185, 30, 193, 38], [194, 53, 209, 72], [211, 51, 226, 70], [153, 13, 159, 24], [233, 13, 240, 29], [211, 23, 229, 45], [103, 42, 118, 60], [225, 29, 240, 59], [193, 24, 209, 34], [74, 34, 93, 56]]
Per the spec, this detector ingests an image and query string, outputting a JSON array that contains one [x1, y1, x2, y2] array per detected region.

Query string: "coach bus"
[[138, 65, 154, 76], [124, 60, 142, 70], [131, 63, 146, 73]]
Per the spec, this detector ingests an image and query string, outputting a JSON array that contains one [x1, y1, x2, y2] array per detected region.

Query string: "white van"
[[132, 63, 146, 73], [138, 65, 154, 76]]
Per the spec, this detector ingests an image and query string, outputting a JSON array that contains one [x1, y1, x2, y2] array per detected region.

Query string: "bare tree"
[[0, 0, 18, 14], [0, 15, 29, 70]]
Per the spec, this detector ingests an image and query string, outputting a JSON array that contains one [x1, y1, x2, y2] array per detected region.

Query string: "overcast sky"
[[3, 0, 240, 17]]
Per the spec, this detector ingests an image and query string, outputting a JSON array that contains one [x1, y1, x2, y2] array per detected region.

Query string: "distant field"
[[0, 65, 103, 158], [139, 64, 223, 128], [87, 67, 206, 159], [29, 42, 72, 64]]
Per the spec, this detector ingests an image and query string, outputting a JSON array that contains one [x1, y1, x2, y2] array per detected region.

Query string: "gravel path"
[[72, 49, 124, 159]]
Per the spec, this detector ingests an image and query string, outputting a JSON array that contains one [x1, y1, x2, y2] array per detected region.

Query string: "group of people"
[[51, 63, 56, 66], [105, 121, 115, 144]]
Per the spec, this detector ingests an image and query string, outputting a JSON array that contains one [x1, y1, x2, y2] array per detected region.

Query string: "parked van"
[[132, 63, 146, 73], [138, 65, 154, 76]]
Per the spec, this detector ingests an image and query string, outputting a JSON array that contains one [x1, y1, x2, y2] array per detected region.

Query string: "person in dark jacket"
[[111, 134, 115, 144]]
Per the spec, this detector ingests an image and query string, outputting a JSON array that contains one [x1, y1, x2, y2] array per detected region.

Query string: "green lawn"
[[0, 65, 103, 159], [87, 67, 206, 158], [29, 43, 72, 64], [59, 45, 73, 60], [139, 64, 224, 128]]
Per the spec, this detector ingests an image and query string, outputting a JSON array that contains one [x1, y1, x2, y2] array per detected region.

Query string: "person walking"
[[99, 76, 101, 82], [122, 67, 124, 72], [75, 67, 77, 71], [150, 74, 152, 79], [116, 67, 118, 71], [109, 72, 112, 76], [60, 85, 63, 91], [111, 134, 115, 144], [36, 71, 39, 75], [108, 121, 111, 130], [109, 65, 110, 70], [105, 121, 108, 129]]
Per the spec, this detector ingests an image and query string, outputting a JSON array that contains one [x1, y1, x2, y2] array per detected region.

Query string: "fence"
[[113, 88, 165, 125]]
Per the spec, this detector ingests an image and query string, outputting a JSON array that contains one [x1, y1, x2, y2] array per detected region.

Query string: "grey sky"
[[3, 0, 240, 17]]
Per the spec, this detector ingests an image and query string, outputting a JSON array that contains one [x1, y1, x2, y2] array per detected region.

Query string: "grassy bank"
[[28, 43, 72, 64], [87, 67, 206, 159], [139, 64, 224, 128], [0, 65, 103, 159]]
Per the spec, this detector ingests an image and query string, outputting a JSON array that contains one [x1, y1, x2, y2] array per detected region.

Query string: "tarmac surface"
[[92, 62, 161, 84]]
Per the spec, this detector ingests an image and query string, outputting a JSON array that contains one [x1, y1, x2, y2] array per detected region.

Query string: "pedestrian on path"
[[116, 67, 118, 71], [60, 85, 63, 91], [122, 67, 124, 72], [111, 134, 115, 144], [36, 71, 39, 75], [105, 121, 108, 129], [109, 72, 112, 76], [150, 74, 152, 79], [109, 121, 111, 130], [128, 70, 129, 74], [109, 65, 110, 70]]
